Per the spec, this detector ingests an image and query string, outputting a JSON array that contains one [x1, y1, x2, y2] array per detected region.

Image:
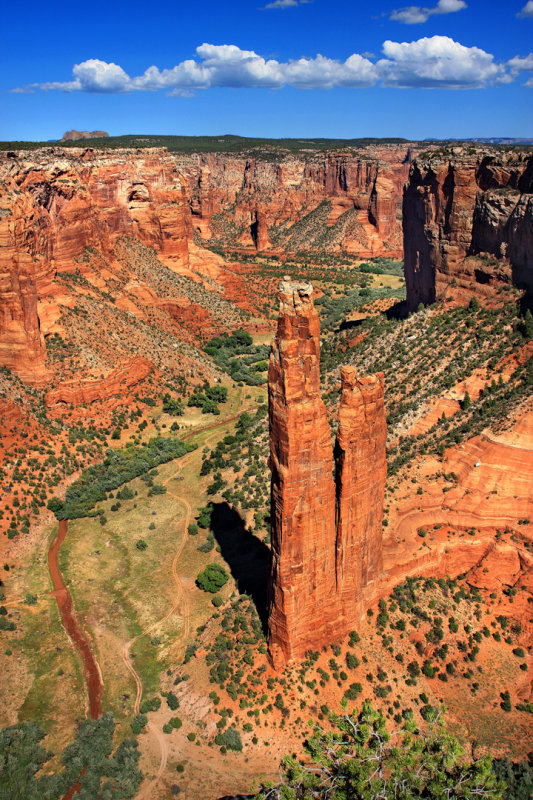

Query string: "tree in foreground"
[[0, 722, 60, 800], [0, 713, 142, 800], [254, 701, 503, 800]]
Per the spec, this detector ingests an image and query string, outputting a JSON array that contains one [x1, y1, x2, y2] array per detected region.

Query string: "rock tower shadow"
[[385, 299, 409, 320], [209, 502, 270, 632]]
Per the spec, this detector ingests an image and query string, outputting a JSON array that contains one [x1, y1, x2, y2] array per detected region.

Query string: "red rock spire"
[[267, 278, 338, 669], [335, 366, 386, 622], [267, 279, 387, 668]]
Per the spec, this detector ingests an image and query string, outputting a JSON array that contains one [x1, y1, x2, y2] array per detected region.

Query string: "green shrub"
[[500, 691, 512, 712], [215, 727, 242, 752], [196, 506, 212, 529], [346, 653, 359, 670], [140, 697, 161, 714], [130, 714, 148, 735], [420, 704, 439, 722], [422, 660, 436, 678], [196, 563, 229, 593], [344, 683, 363, 701]]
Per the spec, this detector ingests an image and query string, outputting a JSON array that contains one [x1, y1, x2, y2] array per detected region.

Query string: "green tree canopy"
[[0, 714, 142, 800], [196, 562, 229, 593], [254, 701, 503, 800]]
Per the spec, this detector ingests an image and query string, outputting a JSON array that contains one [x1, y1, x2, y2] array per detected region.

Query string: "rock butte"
[[61, 130, 109, 141], [267, 278, 387, 668]]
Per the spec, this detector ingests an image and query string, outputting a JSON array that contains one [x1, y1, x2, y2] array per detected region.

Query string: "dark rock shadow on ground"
[[210, 501, 270, 632], [338, 317, 365, 333], [386, 299, 409, 320], [518, 289, 533, 316]]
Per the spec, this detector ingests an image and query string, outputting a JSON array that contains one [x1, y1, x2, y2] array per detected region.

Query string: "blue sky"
[[3, 0, 532, 141]]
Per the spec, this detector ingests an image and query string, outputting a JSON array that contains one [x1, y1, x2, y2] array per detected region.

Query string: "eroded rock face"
[[403, 151, 533, 310], [0, 148, 192, 384], [267, 280, 387, 668], [335, 367, 387, 624], [176, 147, 412, 258], [267, 278, 338, 668], [0, 144, 416, 388], [44, 355, 153, 407]]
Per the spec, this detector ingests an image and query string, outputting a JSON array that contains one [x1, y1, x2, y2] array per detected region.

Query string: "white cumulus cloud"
[[264, 0, 299, 7], [517, 1, 533, 18], [376, 35, 503, 88], [507, 52, 533, 85], [507, 53, 533, 72], [15, 36, 522, 95], [390, 0, 466, 24]]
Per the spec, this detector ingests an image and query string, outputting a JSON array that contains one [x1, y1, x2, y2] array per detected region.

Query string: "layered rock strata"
[[403, 150, 533, 310], [0, 143, 417, 387], [267, 279, 338, 668], [44, 355, 153, 407], [267, 280, 386, 668], [0, 148, 192, 384], [177, 147, 412, 257]]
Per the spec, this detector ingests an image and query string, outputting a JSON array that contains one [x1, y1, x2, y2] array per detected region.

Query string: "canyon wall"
[[267, 279, 387, 668], [0, 143, 412, 387], [176, 146, 411, 257], [0, 147, 192, 384], [403, 150, 533, 310], [44, 355, 153, 407]]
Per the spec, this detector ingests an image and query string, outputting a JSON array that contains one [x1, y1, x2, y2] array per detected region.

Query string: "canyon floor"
[[0, 248, 531, 799]]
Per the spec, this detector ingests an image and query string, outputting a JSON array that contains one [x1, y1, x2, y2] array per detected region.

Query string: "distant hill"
[[1, 133, 411, 154], [61, 130, 109, 142], [0, 133, 530, 155]]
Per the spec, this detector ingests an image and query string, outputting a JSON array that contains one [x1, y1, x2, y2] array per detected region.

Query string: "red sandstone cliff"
[[403, 149, 533, 310], [44, 355, 153, 407], [0, 148, 192, 384], [0, 143, 415, 387], [176, 147, 412, 257], [335, 367, 387, 623], [267, 280, 387, 668]]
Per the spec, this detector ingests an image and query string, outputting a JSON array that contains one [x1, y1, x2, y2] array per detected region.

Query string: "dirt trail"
[[48, 519, 104, 719], [122, 459, 192, 800], [129, 402, 249, 799]]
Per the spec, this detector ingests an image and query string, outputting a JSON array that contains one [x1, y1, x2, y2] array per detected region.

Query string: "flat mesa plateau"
[[0, 139, 531, 800]]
